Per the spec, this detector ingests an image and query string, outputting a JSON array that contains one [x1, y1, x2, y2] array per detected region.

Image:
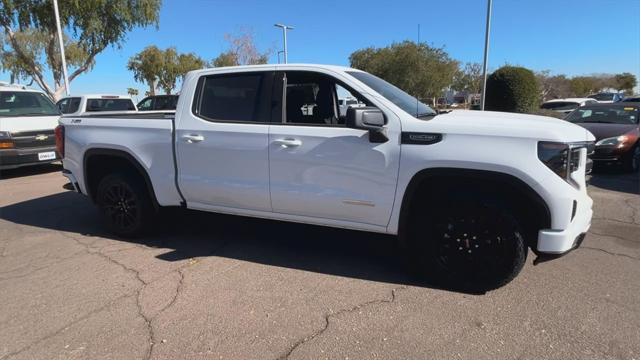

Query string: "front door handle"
[[183, 134, 204, 143], [273, 138, 302, 148]]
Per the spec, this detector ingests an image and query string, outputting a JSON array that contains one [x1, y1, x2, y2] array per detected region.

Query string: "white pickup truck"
[[57, 64, 595, 290]]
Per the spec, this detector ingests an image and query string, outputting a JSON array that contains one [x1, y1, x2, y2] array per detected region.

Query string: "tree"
[[570, 76, 599, 97], [127, 87, 139, 100], [453, 62, 483, 95], [129, 46, 206, 95], [536, 70, 572, 101], [211, 29, 271, 67], [0, 0, 161, 100], [350, 41, 459, 101], [614, 72, 637, 94], [127, 45, 164, 96], [485, 66, 538, 113]]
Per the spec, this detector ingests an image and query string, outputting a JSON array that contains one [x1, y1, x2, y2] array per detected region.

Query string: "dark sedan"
[[565, 103, 640, 172]]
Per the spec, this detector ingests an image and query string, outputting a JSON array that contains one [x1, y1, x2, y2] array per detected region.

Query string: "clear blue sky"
[[5, 0, 640, 96]]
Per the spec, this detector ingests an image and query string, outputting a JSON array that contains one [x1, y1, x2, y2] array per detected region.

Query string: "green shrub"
[[485, 66, 538, 113]]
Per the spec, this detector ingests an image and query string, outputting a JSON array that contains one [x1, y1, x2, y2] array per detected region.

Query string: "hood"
[[572, 122, 638, 141], [413, 110, 594, 143], [0, 115, 60, 133]]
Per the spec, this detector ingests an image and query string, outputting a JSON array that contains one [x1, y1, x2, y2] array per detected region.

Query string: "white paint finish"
[[268, 124, 401, 226], [0, 115, 60, 133], [175, 119, 272, 211]]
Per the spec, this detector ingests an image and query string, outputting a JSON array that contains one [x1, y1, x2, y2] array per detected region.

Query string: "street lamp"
[[274, 23, 294, 64], [52, 0, 70, 96], [277, 50, 285, 64], [480, 0, 492, 111]]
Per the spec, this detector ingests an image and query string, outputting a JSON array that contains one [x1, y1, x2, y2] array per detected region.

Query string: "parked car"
[[56, 94, 137, 116], [540, 98, 598, 114], [0, 83, 61, 170], [136, 94, 179, 111], [621, 96, 640, 103], [587, 92, 624, 103], [57, 64, 595, 290], [338, 97, 365, 117], [565, 103, 640, 172]]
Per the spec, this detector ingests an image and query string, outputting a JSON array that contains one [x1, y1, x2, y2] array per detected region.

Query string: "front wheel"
[[623, 144, 640, 173], [96, 173, 154, 237], [405, 201, 527, 291]]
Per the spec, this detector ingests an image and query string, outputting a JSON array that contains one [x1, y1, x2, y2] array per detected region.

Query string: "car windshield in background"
[[566, 106, 639, 125], [588, 93, 614, 101], [86, 98, 136, 112], [346, 71, 437, 118], [0, 91, 59, 117], [541, 102, 579, 111]]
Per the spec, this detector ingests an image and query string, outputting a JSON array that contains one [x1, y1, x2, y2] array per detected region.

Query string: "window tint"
[[57, 98, 70, 113], [198, 73, 265, 122], [137, 98, 153, 111], [0, 91, 59, 117], [154, 95, 178, 110], [86, 98, 136, 112], [68, 97, 81, 113], [540, 101, 579, 110]]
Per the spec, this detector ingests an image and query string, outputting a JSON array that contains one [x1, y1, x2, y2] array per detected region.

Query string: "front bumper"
[[536, 195, 593, 254], [0, 146, 60, 170]]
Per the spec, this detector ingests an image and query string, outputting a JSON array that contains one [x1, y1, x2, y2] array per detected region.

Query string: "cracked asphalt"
[[1, 164, 638, 360]]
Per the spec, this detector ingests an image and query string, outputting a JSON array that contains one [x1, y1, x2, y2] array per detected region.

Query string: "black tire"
[[404, 199, 527, 291], [96, 172, 154, 237], [623, 143, 640, 173]]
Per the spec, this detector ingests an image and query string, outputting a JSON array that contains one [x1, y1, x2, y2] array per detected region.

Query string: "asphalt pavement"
[[0, 164, 638, 359]]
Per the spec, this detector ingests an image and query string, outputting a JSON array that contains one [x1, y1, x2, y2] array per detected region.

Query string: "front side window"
[[86, 98, 136, 112], [346, 71, 436, 118], [155, 96, 178, 110], [283, 71, 372, 126], [57, 98, 70, 113], [0, 91, 59, 117], [196, 73, 267, 122], [68, 97, 81, 113]]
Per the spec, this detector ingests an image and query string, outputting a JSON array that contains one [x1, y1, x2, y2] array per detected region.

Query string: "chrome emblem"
[[35, 134, 48, 141]]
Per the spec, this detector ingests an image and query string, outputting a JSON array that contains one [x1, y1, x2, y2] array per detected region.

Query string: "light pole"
[[274, 23, 294, 64], [277, 50, 284, 64], [480, 0, 492, 110], [52, 0, 70, 96]]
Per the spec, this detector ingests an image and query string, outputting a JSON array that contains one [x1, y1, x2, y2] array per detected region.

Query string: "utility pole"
[[52, 0, 70, 96], [274, 24, 294, 64], [480, 0, 492, 110]]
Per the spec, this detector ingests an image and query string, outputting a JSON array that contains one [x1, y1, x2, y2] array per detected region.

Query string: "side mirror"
[[346, 107, 386, 130], [346, 107, 388, 143]]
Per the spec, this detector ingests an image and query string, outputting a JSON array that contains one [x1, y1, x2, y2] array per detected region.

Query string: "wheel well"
[[399, 168, 551, 250], [83, 149, 159, 208]]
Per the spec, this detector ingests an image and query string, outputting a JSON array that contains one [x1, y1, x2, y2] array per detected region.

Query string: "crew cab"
[[0, 83, 61, 170], [57, 64, 595, 290], [56, 94, 137, 116]]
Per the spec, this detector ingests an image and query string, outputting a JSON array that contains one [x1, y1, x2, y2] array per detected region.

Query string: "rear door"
[[175, 70, 275, 212], [268, 70, 401, 227]]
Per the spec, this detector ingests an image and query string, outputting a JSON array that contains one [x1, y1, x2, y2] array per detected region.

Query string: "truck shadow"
[[0, 190, 484, 294], [0, 163, 62, 180]]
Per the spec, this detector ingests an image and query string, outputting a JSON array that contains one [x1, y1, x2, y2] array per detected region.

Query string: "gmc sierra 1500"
[[57, 64, 595, 290]]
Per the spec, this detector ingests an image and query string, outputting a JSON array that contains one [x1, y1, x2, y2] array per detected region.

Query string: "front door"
[[268, 71, 400, 227]]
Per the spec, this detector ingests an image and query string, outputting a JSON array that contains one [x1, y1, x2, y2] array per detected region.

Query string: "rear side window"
[[86, 98, 136, 112], [68, 97, 81, 113], [195, 72, 270, 123], [155, 96, 178, 110]]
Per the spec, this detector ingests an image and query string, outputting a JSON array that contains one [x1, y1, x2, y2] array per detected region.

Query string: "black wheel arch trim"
[[83, 148, 160, 210], [398, 167, 552, 250]]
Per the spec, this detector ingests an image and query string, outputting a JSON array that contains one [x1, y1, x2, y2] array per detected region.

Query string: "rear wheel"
[[406, 200, 527, 291], [96, 173, 154, 237]]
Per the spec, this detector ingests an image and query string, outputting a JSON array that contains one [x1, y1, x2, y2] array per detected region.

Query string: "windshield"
[[0, 91, 60, 117], [566, 106, 639, 125], [86, 98, 136, 112], [588, 93, 615, 101], [541, 101, 580, 111], [346, 71, 437, 118]]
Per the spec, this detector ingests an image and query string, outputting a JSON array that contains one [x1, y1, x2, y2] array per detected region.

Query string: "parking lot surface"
[[1, 165, 639, 360]]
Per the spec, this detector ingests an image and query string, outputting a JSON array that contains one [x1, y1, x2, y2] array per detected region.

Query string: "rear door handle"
[[183, 134, 204, 143], [273, 138, 302, 148]]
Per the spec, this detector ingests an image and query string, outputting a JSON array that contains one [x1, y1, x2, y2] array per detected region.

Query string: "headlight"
[[0, 131, 13, 149], [538, 141, 587, 186], [595, 135, 629, 147]]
